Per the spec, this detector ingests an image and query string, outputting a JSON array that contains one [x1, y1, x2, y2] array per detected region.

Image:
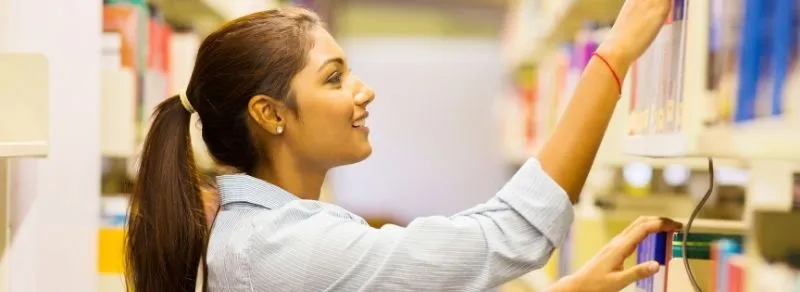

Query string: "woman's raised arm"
[[538, 0, 672, 203]]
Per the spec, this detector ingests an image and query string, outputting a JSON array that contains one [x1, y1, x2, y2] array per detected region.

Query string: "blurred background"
[[1, 0, 800, 291]]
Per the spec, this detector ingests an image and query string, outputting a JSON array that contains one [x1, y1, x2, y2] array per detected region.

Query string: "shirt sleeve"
[[245, 158, 574, 292]]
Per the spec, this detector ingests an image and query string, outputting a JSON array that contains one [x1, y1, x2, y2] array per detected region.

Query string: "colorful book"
[[707, 0, 745, 125], [629, 0, 689, 136], [710, 238, 743, 292], [726, 255, 746, 292], [637, 231, 673, 292]]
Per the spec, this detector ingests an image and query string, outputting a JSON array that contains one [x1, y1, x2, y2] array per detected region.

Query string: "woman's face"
[[279, 27, 375, 169]]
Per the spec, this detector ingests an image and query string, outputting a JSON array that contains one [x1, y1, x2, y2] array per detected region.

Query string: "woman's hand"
[[597, 0, 673, 69], [550, 217, 683, 292]]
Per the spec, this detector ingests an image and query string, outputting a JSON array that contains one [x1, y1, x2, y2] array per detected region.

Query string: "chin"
[[353, 144, 373, 162], [341, 143, 372, 166]]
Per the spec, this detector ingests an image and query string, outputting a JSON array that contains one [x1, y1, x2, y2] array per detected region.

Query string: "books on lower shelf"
[[636, 231, 746, 292]]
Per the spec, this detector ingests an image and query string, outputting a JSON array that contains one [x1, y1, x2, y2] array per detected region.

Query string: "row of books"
[[503, 23, 608, 154], [638, 230, 800, 292], [629, 0, 687, 135], [636, 231, 746, 292], [102, 0, 175, 145], [706, 0, 799, 125], [630, 0, 800, 135]]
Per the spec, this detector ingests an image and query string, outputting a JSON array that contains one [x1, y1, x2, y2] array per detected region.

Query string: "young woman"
[[125, 1, 682, 291]]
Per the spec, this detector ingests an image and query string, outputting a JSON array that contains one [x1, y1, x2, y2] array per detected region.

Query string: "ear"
[[247, 94, 286, 135]]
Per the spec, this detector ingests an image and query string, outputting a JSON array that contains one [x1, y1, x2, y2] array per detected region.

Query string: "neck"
[[251, 149, 326, 201]]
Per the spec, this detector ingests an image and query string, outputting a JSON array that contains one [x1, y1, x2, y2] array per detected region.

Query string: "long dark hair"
[[124, 8, 321, 291]]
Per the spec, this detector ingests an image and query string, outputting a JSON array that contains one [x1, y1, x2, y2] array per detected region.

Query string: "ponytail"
[[125, 95, 208, 291]]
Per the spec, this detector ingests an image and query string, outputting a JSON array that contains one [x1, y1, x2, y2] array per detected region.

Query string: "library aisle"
[[502, 0, 800, 291]]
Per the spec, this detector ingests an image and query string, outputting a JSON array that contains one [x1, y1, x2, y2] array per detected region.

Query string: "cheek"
[[295, 92, 354, 143], [302, 93, 352, 127]]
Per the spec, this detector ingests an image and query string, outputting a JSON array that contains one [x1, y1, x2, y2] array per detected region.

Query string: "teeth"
[[352, 119, 366, 127]]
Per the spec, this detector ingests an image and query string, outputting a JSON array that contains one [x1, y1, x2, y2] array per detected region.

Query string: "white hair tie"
[[179, 91, 196, 114]]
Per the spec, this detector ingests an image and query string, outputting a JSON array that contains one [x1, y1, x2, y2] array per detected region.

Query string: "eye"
[[326, 71, 342, 84]]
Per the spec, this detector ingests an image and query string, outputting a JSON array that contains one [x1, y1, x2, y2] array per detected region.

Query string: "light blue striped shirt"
[[206, 158, 574, 291]]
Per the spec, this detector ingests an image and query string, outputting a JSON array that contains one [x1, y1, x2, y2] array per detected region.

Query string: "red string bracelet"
[[592, 52, 622, 95]]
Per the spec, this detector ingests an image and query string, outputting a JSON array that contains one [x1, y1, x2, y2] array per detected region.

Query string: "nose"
[[353, 77, 375, 107], [355, 88, 375, 107]]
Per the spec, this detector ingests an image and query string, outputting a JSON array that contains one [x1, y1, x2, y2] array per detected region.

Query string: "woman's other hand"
[[550, 217, 683, 292], [597, 0, 672, 68]]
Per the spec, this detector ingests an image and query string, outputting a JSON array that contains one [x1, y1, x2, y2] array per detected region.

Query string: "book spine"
[[637, 231, 672, 292], [735, 0, 763, 122], [671, 0, 687, 132], [771, 0, 796, 116]]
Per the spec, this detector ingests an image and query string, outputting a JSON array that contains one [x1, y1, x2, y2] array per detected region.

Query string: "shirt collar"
[[216, 174, 299, 209]]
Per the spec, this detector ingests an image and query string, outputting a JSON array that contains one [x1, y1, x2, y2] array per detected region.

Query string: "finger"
[[610, 261, 660, 290], [620, 216, 682, 237], [613, 218, 682, 258], [619, 216, 650, 236]]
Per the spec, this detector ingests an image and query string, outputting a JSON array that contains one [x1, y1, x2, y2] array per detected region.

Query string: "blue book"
[[636, 231, 672, 292], [736, 0, 764, 122], [771, 0, 797, 116]]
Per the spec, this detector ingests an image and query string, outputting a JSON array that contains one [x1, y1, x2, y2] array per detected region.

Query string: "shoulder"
[[249, 199, 369, 228], [216, 200, 373, 253]]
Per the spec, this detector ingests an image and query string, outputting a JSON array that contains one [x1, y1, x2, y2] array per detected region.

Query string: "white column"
[[0, 0, 101, 291]]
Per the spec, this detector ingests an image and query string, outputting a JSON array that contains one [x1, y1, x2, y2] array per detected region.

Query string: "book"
[[710, 238, 743, 292], [736, 0, 769, 122], [629, 0, 689, 136], [726, 255, 746, 292], [667, 233, 744, 291], [771, 0, 798, 117], [636, 231, 673, 292], [707, 0, 745, 126]]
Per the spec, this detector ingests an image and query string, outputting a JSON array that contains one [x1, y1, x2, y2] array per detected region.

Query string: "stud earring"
[[276, 125, 284, 134]]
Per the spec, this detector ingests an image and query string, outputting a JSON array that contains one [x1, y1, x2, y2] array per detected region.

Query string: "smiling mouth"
[[352, 112, 369, 128], [352, 119, 367, 128]]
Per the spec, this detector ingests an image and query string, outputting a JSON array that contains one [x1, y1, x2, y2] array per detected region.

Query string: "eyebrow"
[[318, 57, 345, 72]]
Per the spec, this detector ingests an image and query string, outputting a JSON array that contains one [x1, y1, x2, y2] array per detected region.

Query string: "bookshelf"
[[621, 0, 800, 162], [503, 0, 800, 290], [0, 52, 49, 292]]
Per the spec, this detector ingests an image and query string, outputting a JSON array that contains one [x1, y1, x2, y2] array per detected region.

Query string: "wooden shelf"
[[0, 141, 48, 158], [0, 53, 49, 158], [622, 118, 800, 162], [675, 218, 747, 235], [697, 118, 800, 161]]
